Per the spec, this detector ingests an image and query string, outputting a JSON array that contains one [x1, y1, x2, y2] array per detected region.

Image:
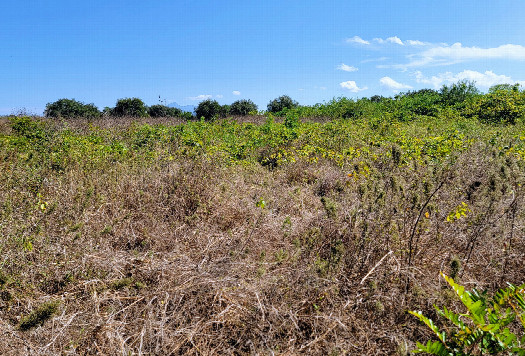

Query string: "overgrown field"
[[0, 113, 524, 354]]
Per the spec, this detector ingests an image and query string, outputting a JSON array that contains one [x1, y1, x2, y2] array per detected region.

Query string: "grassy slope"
[[0, 115, 524, 354]]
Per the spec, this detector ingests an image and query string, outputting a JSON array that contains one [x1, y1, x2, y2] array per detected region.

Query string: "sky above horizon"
[[2, 1, 525, 115]]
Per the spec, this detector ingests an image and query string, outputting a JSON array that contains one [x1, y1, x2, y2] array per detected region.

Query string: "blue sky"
[[2, 0, 525, 115]]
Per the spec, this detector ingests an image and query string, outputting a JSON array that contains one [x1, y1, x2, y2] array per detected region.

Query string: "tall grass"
[[0, 114, 523, 354]]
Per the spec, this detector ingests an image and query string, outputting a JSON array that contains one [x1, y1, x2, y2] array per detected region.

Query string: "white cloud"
[[188, 94, 212, 101], [386, 36, 404, 45], [216, 95, 223, 99], [414, 70, 525, 89], [386, 43, 525, 69], [346, 36, 370, 45], [379, 77, 412, 91], [232, 90, 241, 96], [337, 63, 358, 72], [405, 40, 427, 46], [424, 43, 525, 61], [340, 81, 367, 92], [319, 86, 327, 90]]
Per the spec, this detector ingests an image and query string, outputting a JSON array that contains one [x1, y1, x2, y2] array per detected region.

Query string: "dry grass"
[[0, 117, 523, 355]]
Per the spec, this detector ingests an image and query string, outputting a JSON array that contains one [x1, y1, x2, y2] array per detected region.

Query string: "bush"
[[267, 95, 299, 114], [395, 89, 442, 117], [112, 98, 149, 117], [440, 80, 480, 107], [148, 105, 183, 118], [230, 99, 258, 116], [45, 98, 101, 119], [195, 99, 223, 120], [468, 90, 525, 124]]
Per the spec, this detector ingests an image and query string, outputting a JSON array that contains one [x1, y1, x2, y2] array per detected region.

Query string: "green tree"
[[489, 83, 521, 94], [112, 98, 149, 117], [45, 98, 101, 119], [195, 99, 223, 120], [230, 99, 258, 116], [148, 105, 183, 118], [267, 95, 299, 114], [440, 80, 480, 107]]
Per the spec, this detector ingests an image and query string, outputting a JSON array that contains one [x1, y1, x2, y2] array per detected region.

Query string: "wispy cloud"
[[340, 81, 367, 92], [337, 63, 358, 72], [379, 77, 412, 91], [188, 94, 212, 101], [374, 36, 404, 45], [414, 70, 525, 89], [216, 95, 223, 99], [383, 43, 525, 69], [232, 91, 241, 96], [346, 36, 370, 45], [405, 40, 427, 46]]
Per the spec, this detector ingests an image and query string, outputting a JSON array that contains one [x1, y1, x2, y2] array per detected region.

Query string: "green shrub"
[[468, 90, 525, 124], [45, 98, 101, 119], [440, 80, 480, 108], [410, 273, 525, 355], [10, 116, 49, 142], [195, 99, 223, 120], [267, 95, 299, 114], [19, 300, 60, 331], [230, 99, 258, 116], [148, 105, 183, 118], [112, 98, 149, 117], [396, 89, 441, 117]]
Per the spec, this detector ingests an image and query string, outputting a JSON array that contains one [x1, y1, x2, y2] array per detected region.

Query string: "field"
[[0, 105, 524, 354]]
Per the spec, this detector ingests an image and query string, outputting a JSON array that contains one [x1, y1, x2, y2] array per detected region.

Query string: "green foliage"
[[267, 95, 299, 114], [440, 80, 480, 107], [395, 89, 442, 118], [112, 98, 149, 117], [410, 273, 525, 355], [148, 105, 183, 118], [19, 300, 60, 331], [230, 99, 258, 116], [489, 84, 521, 94], [9, 116, 49, 142], [468, 90, 525, 125], [45, 98, 101, 119], [195, 99, 224, 120]]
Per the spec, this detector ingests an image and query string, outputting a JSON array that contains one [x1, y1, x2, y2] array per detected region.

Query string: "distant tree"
[[267, 95, 299, 113], [396, 89, 441, 116], [369, 95, 385, 103], [45, 98, 101, 119], [148, 105, 183, 118], [230, 99, 258, 116], [488, 83, 521, 93], [195, 99, 223, 120], [112, 98, 149, 117], [440, 80, 480, 107]]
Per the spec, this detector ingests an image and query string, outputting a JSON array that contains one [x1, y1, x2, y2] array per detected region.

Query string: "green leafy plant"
[[230, 99, 258, 116], [195, 99, 224, 121], [45, 98, 101, 119], [112, 98, 149, 117], [267, 95, 299, 114], [148, 104, 183, 118], [410, 273, 525, 355]]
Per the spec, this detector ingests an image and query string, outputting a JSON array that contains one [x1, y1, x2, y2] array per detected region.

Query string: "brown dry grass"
[[0, 117, 523, 355]]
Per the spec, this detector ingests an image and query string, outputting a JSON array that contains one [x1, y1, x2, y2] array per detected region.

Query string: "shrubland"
[[1, 84, 525, 354]]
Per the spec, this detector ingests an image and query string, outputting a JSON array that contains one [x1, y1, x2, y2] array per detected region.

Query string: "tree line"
[[43, 81, 525, 124]]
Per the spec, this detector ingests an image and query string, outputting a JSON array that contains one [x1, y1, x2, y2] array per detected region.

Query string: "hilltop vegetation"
[[1, 82, 524, 354]]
